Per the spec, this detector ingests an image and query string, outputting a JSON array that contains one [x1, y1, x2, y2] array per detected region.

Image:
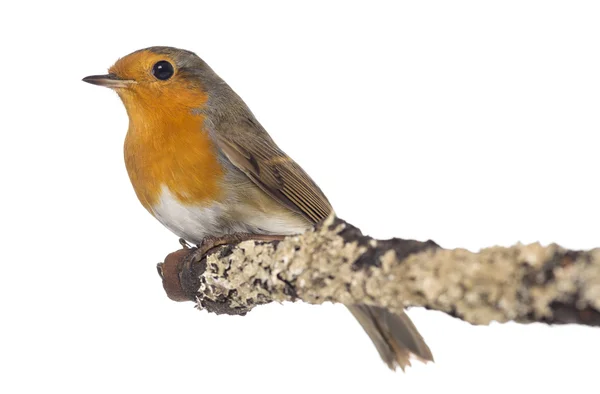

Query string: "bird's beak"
[[82, 73, 136, 89]]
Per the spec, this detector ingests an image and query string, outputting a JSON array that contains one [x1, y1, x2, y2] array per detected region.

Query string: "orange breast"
[[124, 111, 224, 213]]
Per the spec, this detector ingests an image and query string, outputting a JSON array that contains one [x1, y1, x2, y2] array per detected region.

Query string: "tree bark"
[[157, 215, 600, 326]]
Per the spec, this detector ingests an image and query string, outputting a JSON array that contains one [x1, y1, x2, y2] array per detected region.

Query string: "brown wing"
[[214, 121, 333, 224]]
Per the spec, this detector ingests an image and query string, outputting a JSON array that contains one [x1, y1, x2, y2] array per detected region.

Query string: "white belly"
[[150, 186, 310, 244]]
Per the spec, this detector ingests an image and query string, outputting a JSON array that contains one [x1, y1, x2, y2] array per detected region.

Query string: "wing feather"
[[214, 125, 333, 224]]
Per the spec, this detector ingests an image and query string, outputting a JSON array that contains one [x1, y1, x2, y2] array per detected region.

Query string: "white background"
[[1, 1, 599, 393]]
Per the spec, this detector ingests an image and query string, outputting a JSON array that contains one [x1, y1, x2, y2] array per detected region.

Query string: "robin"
[[83, 46, 433, 370]]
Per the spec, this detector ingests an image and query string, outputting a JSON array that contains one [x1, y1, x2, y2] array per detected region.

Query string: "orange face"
[[108, 50, 208, 119]]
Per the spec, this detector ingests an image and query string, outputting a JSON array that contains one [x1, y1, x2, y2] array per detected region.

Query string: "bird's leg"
[[192, 233, 287, 260], [179, 238, 191, 249]]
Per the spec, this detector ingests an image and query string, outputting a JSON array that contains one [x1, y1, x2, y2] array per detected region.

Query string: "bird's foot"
[[179, 238, 191, 249], [191, 233, 287, 261], [174, 233, 287, 301]]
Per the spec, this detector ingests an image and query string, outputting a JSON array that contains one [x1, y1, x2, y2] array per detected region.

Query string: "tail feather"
[[347, 305, 433, 371]]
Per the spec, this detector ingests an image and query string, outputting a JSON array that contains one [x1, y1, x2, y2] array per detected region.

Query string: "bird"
[[83, 46, 433, 370]]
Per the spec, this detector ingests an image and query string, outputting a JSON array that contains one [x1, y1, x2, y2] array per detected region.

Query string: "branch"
[[157, 216, 600, 326]]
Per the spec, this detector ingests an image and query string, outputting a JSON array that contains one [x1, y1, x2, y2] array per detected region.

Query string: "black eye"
[[152, 60, 174, 80]]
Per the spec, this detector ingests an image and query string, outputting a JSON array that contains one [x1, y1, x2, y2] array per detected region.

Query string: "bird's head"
[[83, 47, 218, 119]]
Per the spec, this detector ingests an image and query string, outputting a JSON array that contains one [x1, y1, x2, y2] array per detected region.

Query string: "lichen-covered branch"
[[157, 215, 600, 326]]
